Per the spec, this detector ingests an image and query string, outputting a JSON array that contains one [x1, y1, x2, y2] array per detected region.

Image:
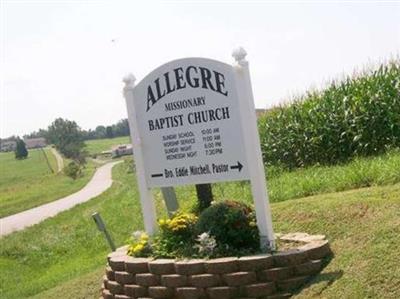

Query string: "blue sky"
[[1, 0, 399, 137]]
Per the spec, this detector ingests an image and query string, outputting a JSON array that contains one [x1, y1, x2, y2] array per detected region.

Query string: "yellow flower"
[[133, 244, 144, 253], [158, 212, 198, 233]]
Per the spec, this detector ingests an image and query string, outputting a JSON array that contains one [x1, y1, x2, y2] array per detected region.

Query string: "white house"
[[111, 144, 133, 158], [24, 138, 47, 149]]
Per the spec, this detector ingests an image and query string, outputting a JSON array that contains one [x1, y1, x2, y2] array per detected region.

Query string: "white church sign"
[[132, 58, 249, 187], [123, 48, 275, 249]]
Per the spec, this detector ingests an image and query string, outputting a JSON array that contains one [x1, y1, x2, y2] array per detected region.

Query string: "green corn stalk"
[[258, 59, 400, 169]]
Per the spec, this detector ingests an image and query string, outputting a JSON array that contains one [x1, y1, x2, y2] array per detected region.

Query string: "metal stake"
[[92, 212, 116, 251]]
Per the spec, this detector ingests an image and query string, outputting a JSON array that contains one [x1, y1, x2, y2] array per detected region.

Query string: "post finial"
[[123, 73, 136, 87], [232, 47, 247, 65], [123, 73, 136, 96]]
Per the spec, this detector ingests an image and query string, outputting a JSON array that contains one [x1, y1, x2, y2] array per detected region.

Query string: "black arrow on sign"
[[151, 173, 163, 178], [230, 161, 243, 172]]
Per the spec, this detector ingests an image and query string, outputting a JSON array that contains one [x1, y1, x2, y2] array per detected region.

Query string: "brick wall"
[[102, 233, 331, 299]]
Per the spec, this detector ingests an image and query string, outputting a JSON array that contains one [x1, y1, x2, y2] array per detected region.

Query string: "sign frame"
[[132, 57, 250, 188], [123, 48, 275, 250]]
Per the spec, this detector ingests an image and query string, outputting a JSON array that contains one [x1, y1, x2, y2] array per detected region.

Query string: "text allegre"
[[146, 66, 228, 112]]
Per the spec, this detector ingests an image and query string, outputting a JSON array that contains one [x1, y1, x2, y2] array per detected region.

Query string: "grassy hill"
[[84, 136, 130, 156], [1, 61, 399, 298], [0, 135, 131, 217], [0, 148, 96, 217], [1, 159, 399, 298]]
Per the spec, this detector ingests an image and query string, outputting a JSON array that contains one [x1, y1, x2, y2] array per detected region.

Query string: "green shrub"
[[15, 139, 28, 159], [195, 200, 259, 253], [63, 161, 82, 180], [130, 205, 260, 258], [258, 60, 400, 169], [152, 212, 198, 258]]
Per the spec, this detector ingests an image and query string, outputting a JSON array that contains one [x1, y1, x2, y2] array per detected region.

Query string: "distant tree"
[[112, 119, 130, 137], [78, 119, 130, 141], [83, 129, 97, 140], [15, 138, 28, 159], [106, 126, 114, 138], [95, 125, 107, 139], [47, 118, 86, 162], [23, 118, 132, 144]]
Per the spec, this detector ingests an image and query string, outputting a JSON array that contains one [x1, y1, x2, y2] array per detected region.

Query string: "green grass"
[[198, 149, 400, 205], [0, 149, 96, 217], [84, 136, 131, 155], [266, 149, 400, 202], [0, 161, 141, 298], [83, 135, 400, 204], [1, 159, 399, 298]]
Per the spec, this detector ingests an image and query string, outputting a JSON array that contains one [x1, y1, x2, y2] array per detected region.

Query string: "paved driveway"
[[0, 161, 122, 237], [50, 147, 64, 172]]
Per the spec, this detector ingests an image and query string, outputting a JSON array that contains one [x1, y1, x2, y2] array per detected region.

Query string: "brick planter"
[[101, 233, 331, 299]]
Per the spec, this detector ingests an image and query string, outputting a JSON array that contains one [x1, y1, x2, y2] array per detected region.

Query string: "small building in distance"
[[0, 140, 17, 152], [111, 144, 133, 158], [24, 137, 47, 149]]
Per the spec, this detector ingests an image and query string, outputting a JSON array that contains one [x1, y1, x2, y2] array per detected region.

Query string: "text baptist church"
[[145, 65, 229, 112], [143, 65, 266, 131]]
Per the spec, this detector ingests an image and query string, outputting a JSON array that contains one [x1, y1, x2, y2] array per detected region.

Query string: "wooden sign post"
[[123, 48, 275, 250], [123, 74, 157, 235], [232, 47, 275, 250]]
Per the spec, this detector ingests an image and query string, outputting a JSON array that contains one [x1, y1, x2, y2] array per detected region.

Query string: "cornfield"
[[258, 60, 400, 169]]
